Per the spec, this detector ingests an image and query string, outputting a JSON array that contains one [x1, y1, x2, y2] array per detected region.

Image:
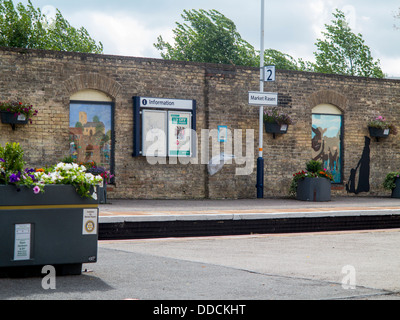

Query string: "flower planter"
[[0, 184, 99, 277], [368, 126, 390, 141], [264, 122, 289, 138], [296, 177, 331, 202], [0, 111, 28, 130], [391, 178, 400, 198]]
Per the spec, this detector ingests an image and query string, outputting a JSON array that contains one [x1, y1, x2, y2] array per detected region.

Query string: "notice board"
[[132, 96, 196, 158]]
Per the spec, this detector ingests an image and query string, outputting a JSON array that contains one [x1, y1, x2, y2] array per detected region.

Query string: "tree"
[[155, 9, 256, 66], [313, 9, 383, 78], [0, 0, 103, 53], [261, 49, 314, 72], [155, 9, 314, 71]]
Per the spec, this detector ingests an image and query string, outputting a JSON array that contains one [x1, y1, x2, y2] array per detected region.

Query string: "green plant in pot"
[[383, 171, 400, 198], [0, 142, 102, 198], [290, 160, 333, 201]]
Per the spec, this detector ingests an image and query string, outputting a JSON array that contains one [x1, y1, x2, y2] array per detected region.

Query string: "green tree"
[[155, 9, 313, 71], [313, 9, 383, 78], [155, 9, 257, 66], [0, 0, 103, 53], [261, 49, 314, 72]]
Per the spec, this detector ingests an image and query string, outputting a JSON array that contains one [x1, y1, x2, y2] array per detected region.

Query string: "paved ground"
[[2, 196, 400, 303], [99, 196, 400, 223], [2, 229, 400, 301]]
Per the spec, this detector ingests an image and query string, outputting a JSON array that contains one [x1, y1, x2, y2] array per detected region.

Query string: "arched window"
[[69, 89, 114, 174], [312, 104, 343, 183]]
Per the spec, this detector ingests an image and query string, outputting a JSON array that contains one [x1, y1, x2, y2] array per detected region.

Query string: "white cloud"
[[378, 56, 400, 78], [70, 11, 173, 58]]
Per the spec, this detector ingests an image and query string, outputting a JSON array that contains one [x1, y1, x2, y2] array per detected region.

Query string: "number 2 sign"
[[264, 66, 276, 82]]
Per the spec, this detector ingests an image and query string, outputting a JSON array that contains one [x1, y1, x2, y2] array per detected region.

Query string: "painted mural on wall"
[[69, 103, 112, 170], [345, 136, 370, 194], [312, 114, 342, 183]]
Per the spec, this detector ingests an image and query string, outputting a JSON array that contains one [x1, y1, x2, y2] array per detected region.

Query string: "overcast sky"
[[17, 0, 400, 77]]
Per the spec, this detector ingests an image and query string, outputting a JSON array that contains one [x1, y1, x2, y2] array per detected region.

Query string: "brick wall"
[[1, 46, 400, 199]]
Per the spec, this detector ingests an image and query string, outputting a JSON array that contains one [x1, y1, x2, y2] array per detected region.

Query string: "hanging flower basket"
[[368, 126, 390, 138], [0, 101, 38, 130], [367, 115, 397, 141], [0, 111, 28, 130], [265, 122, 289, 134], [263, 108, 293, 139]]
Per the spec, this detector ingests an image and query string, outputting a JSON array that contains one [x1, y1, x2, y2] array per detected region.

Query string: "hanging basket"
[[368, 126, 389, 138], [0, 111, 28, 130], [264, 122, 289, 138]]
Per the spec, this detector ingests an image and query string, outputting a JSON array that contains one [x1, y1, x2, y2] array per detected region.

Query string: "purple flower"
[[24, 168, 36, 180], [0, 158, 4, 162], [33, 186, 40, 194], [9, 173, 20, 183]]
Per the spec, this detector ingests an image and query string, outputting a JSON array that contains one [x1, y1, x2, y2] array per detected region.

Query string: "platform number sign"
[[264, 66, 276, 82]]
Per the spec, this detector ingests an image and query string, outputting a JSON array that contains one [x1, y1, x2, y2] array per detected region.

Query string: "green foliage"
[[60, 156, 75, 164], [368, 115, 398, 135], [313, 9, 384, 78], [0, 0, 103, 53], [156, 8, 384, 78], [306, 160, 323, 173], [155, 9, 257, 66], [260, 49, 314, 72], [289, 160, 333, 197], [383, 172, 400, 190], [263, 108, 294, 125], [0, 142, 25, 174], [154, 9, 311, 70]]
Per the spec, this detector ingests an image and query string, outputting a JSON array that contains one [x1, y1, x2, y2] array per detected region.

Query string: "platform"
[[98, 197, 400, 240]]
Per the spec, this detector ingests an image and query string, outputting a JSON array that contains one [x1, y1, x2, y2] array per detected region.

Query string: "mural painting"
[[345, 136, 370, 194], [69, 103, 112, 170], [312, 114, 342, 183]]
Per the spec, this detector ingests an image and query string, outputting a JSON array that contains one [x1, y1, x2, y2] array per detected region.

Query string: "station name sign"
[[248, 92, 278, 106], [139, 97, 194, 110]]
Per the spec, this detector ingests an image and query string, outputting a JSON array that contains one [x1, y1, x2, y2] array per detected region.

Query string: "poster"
[[168, 112, 191, 157], [82, 209, 98, 235], [14, 224, 31, 261], [142, 110, 167, 157], [312, 114, 342, 183]]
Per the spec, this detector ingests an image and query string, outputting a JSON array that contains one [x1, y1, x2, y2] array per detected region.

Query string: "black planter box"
[[0, 111, 28, 130], [368, 126, 390, 138], [0, 185, 99, 276], [265, 122, 289, 134], [391, 178, 400, 198], [296, 177, 331, 202]]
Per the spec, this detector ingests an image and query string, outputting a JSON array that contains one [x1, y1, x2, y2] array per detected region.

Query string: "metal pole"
[[256, 0, 265, 198]]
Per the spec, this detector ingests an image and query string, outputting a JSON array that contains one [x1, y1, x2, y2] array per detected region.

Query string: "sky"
[[16, 0, 400, 78]]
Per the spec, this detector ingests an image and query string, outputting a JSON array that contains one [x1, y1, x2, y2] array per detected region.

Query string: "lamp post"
[[256, 0, 265, 199]]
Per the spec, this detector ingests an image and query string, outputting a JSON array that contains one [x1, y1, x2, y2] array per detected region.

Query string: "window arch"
[[69, 89, 114, 175], [312, 104, 343, 183]]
